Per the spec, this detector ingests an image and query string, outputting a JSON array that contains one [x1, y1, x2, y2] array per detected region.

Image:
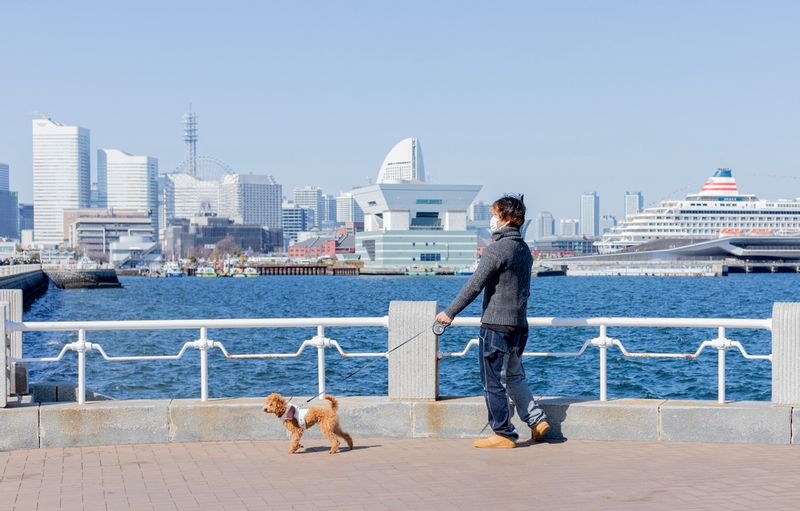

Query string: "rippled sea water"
[[23, 274, 799, 401]]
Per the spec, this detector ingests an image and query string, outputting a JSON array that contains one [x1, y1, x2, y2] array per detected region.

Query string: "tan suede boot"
[[532, 420, 551, 442], [473, 434, 516, 449]]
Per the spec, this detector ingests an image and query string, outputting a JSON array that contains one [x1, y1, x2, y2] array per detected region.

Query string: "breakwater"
[[0, 266, 48, 309], [43, 268, 121, 289]]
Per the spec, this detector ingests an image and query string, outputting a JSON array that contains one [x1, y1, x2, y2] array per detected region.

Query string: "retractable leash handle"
[[432, 320, 449, 336]]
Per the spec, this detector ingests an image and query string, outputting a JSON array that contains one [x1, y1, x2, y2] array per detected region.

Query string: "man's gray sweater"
[[444, 227, 532, 327]]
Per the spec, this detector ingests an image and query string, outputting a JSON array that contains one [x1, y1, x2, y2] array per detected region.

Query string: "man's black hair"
[[492, 194, 526, 228]]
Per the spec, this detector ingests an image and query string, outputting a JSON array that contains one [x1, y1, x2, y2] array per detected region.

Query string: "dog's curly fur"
[[263, 393, 354, 454]]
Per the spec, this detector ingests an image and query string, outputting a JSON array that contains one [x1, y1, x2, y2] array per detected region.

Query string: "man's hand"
[[435, 311, 453, 325]]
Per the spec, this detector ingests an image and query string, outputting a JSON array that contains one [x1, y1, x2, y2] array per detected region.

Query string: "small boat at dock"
[[196, 266, 217, 278]]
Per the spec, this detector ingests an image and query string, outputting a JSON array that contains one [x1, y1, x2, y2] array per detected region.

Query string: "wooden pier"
[[254, 264, 360, 276]]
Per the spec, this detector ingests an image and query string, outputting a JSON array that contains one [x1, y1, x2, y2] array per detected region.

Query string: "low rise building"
[[163, 216, 282, 259], [287, 237, 337, 260], [109, 235, 162, 268], [64, 209, 154, 261]]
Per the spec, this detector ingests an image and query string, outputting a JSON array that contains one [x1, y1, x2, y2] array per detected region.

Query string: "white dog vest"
[[278, 403, 309, 429]]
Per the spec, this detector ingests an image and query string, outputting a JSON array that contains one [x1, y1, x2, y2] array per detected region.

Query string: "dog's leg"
[[322, 423, 341, 454], [334, 425, 353, 450], [286, 422, 304, 454]]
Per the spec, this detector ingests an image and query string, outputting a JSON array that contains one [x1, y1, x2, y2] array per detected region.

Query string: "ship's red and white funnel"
[[697, 168, 739, 196]]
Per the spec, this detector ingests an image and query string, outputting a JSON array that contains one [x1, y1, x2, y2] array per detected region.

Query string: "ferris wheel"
[[174, 155, 234, 182]]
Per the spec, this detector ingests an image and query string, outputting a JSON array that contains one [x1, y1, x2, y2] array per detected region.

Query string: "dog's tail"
[[324, 395, 338, 411]]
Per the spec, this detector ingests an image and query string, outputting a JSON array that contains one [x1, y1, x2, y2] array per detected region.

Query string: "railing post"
[[717, 327, 726, 404], [317, 325, 326, 398], [388, 301, 439, 400], [599, 325, 608, 402], [199, 327, 209, 402], [1, 302, 7, 408], [77, 329, 87, 404], [0, 290, 24, 395], [772, 303, 800, 404]]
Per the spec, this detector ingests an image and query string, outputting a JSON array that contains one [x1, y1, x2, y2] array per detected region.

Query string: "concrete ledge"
[[170, 398, 286, 442], [660, 400, 792, 444], [3, 397, 798, 450], [412, 397, 528, 438], [0, 403, 39, 450], [543, 397, 663, 441], [39, 400, 170, 448], [170, 397, 414, 443]]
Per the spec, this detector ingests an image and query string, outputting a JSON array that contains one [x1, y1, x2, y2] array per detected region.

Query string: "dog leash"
[[302, 325, 431, 404]]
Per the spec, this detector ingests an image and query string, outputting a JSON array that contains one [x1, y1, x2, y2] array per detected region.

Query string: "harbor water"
[[23, 274, 798, 402]]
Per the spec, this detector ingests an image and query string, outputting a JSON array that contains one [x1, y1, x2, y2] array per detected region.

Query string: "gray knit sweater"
[[443, 227, 532, 327]]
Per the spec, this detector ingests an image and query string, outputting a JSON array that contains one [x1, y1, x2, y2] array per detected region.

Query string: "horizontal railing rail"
[[441, 318, 772, 403], [3, 314, 773, 405], [7, 316, 389, 404]]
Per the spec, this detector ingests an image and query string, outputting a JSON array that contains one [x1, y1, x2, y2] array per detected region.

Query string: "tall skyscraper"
[[163, 174, 220, 222], [18, 204, 34, 232], [0, 163, 9, 191], [294, 186, 323, 227], [600, 215, 617, 233], [534, 211, 555, 239], [0, 190, 18, 239], [580, 192, 600, 236], [322, 193, 338, 225], [469, 201, 492, 223], [32, 118, 91, 244], [376, 138, 425, 183], [98, 149, 159, 239], [336, 192, 364, 224], [282, 201, 312, 244], [625, 191, 643, 219], [560, 219, 579, 237], [219, 174, 282, 228]]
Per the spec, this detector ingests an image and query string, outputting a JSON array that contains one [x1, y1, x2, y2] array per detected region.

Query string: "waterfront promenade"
[[2, 438, 799, 510]]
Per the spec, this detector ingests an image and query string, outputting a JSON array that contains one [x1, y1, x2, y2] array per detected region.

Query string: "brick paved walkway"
[[1, 438, 799, 510]]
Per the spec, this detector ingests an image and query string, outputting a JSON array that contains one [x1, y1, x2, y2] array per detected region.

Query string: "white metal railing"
[[440, 317, 772, 403], [9, 317, 389, 404], [3, 315, 773, 404], [0, 264, 42, 278]]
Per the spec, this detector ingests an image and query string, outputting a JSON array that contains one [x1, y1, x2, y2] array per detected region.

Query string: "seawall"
[[1, 396, 796, 450], [0, 270, 48, 309]]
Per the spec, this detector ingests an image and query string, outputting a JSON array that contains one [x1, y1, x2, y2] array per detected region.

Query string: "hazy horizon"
[[1, 1, 798, 222]]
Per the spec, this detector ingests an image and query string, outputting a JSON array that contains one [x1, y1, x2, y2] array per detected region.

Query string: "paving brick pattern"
[[1, 438, 799, 510]]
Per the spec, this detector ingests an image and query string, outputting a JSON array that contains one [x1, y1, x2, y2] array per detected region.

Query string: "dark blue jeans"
[[478, 326, 547, 440]]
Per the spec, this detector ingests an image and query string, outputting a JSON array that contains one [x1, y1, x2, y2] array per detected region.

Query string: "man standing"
[[436, 194, 550, 448]]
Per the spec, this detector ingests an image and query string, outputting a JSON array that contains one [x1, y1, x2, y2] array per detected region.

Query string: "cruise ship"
[[597, 169, 800, 254]]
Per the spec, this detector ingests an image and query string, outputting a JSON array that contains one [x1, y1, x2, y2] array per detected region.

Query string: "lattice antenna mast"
[[183, 105, 198, 177]]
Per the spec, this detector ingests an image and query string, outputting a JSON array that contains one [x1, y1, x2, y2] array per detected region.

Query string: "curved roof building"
[[352, 138, 481, 269], [376, 138, 425, 184]]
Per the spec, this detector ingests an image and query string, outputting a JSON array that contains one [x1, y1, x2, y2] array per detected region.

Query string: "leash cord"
[[302, 326, 429, 404]]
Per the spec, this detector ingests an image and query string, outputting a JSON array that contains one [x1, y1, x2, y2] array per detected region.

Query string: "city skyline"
[[2, 2, 799, 222]]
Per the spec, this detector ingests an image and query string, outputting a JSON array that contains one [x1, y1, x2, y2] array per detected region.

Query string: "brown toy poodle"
[[263, 393, 354, 454]]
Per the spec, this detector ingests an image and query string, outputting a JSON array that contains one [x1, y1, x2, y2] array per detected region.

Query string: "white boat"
[[597, 168, 800, 254], [196, 266, 217, 278], [244, 267, 259, 278], [164, 262, 183, 278], [75, 256, 99, 270]]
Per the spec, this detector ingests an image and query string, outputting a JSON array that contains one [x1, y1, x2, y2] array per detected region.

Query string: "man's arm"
[[440, 251, 502, 321]]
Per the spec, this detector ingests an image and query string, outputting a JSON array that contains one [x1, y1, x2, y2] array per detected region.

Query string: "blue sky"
[[1, 1, 798, 221]]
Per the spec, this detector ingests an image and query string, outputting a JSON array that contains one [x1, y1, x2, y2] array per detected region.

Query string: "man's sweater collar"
[[491, 227, 523, 241]]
